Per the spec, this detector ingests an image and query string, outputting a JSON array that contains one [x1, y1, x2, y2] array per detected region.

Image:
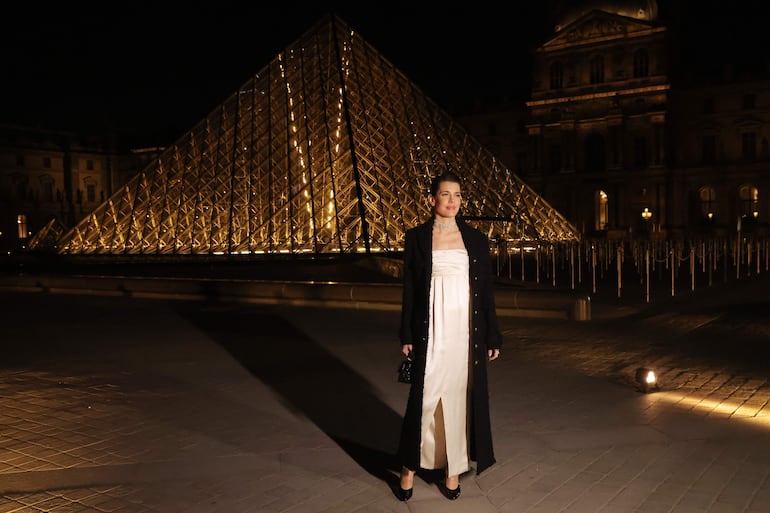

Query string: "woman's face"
[[429, 180, 462, 218]]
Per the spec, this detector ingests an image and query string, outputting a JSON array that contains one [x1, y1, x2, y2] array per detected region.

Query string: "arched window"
[[633, 48, 649, 77], [595, 190, 609, 231], [738, 184, 759, 219], [699, 186, 716, 220], [590, 55, 605, 84], [550, 61, 563, 89], [83, 176, 98, 204], [17, 214, 28, 239]]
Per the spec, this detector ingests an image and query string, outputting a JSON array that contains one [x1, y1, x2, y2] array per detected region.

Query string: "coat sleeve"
[[480, 233, 503, 350]]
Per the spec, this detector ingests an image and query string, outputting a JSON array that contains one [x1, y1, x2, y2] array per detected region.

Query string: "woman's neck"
[[433, 217, 457, 231]]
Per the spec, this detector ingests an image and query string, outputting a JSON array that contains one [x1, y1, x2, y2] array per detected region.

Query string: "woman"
[[397, 171, 502, 501]]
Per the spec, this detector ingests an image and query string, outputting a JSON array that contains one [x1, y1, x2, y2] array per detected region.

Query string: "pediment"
[[542, 10, 662, 51]]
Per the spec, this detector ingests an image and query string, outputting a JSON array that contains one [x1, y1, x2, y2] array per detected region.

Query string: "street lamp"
[[641, 207, 652, 221]]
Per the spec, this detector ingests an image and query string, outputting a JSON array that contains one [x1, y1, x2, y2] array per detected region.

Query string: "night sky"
[[2, 1, 766, 149]]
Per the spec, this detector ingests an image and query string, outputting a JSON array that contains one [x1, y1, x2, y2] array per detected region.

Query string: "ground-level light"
[[635, 367, 659, 393]]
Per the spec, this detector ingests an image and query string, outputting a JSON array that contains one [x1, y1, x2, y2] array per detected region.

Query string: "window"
[[702, 135, 716, 163], [550, 61, 563, 89], [43, 156, 51, 168], [86, 159, 94, 171], [86, 183, 96, 203], [634, 136, 648, 167], [585, 133, 606, 172], [13, 175, 28, 199], [743, 94, 756, 109], [40, 175, 54, 202], [703, 97, 714, 114], [742, 132, 757, 160], [595, 190, 609, 230], [699, 186, 716, 220], [738, 184, 759, 219], [633, 48, 649, 77], [17, 214, 27, 239], [43, 181, 54, 202], [590, 55, 605, 84]]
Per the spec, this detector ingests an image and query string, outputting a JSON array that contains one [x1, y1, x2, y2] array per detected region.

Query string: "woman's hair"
[[429, 171, 462, 196]]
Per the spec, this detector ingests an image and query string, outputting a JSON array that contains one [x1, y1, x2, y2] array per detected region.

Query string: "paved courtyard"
[[1, 272, 769, 512]]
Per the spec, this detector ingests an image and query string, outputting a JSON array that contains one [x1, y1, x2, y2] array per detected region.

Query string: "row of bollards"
[[495, 236, 770, 303]]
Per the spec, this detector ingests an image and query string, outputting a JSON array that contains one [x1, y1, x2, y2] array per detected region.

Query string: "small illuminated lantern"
[[707, 212, 714, 220], [635, 367, 659, 393], [641, 207, 652, 221]]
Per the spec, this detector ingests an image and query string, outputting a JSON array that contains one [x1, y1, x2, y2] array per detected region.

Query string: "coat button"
[[474, 310, 478, 315], [474, 360, 479, 365], [474, 327, 478, 332], [474, 344, 478, 348]]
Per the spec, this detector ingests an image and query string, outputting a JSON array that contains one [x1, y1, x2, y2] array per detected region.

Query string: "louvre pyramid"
[[56, 15, 580, 256]]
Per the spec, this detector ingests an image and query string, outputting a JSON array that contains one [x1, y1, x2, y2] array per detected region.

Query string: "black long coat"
[[397, 216, 502, 475]]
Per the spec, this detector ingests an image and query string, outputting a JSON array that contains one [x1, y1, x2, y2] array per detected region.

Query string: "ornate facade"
[[459, 1, 769, 240], [0, 124, 158, 252]]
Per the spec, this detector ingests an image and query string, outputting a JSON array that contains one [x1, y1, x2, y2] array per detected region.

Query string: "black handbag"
[[398, 353, 413, 384]]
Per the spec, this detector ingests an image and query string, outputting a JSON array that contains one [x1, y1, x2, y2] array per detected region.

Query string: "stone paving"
[[0, 272, 769, 513]]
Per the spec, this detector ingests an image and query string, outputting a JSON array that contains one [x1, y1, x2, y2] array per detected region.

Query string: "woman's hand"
[[488, 348, 500, 361], [402, 344, 413, 357]]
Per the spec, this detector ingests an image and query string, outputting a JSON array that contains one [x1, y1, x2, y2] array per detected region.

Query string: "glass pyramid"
[[56, 15, 580, 256]]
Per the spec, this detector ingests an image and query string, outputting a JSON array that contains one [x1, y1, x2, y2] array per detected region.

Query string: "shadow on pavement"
[[178, 302, 403, 491]]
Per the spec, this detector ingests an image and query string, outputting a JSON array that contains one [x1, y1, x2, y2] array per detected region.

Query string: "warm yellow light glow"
[[753, 211, 759, 218], [707, 212, 713, 219], [649, 391, 770, 427], [641, 207, 652, 220]]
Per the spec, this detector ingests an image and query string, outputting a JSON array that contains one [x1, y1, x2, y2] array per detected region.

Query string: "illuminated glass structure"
[[55, 16, 579, 256]]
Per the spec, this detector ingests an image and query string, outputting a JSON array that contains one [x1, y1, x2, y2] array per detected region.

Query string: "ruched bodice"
[[431, 248, 469, 277]]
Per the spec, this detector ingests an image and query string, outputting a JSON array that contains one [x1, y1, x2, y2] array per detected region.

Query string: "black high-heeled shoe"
[[397, 486, 413, 501], [441, 482, 461, 500]]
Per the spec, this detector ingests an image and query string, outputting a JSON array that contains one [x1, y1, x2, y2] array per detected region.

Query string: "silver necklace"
[[434, 219, 457, 231]]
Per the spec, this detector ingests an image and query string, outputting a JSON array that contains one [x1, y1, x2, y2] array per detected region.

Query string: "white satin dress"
[[420, 248, 471, 477]]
